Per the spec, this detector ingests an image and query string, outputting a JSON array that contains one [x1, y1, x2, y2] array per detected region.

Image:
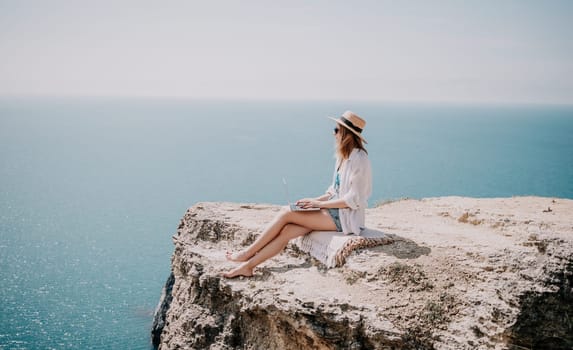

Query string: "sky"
[[1, 0, 572, 104]]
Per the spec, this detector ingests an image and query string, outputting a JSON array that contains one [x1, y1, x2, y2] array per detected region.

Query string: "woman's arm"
[[340, 154, 371, 210], [296, 197, 349, 209], [315, 193, 332, 201]]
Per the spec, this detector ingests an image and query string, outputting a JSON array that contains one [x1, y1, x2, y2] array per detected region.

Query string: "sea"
[[1, 97, 572, 349]]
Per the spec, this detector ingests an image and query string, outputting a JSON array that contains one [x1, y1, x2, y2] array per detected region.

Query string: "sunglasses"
[[333, 127, 339, 134]]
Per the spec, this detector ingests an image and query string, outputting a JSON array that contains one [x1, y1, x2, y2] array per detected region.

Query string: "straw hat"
[[328, 111, 367, 143]]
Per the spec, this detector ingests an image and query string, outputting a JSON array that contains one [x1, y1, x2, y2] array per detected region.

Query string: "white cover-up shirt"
[[326, 148, 372, 235]]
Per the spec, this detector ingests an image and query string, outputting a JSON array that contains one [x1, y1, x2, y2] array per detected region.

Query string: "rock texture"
[[152, 197, 573, 349]]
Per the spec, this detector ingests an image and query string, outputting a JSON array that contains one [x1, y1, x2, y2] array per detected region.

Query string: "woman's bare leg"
[[226, 207, 290, 261], [223, 210, 336, 278], [222, 224, 307, 278], [227, 208, 338, 262]]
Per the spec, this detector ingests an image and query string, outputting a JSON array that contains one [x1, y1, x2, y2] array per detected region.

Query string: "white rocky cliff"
[[152, 197, 573, 349]]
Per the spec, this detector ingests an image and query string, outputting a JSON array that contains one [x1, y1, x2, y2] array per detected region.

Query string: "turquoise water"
[[1, 97, 572, 349]]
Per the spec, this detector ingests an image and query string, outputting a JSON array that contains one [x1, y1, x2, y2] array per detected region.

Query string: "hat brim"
[[328, 117, 368, 144]]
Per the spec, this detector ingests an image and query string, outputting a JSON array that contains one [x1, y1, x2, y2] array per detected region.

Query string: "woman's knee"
[[276, 224, 293, 240], [279, 224, 309, 241], [277, 206, 294, 223]]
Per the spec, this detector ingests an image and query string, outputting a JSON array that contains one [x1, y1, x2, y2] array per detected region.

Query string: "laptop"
[[283, 178, 321, 212]]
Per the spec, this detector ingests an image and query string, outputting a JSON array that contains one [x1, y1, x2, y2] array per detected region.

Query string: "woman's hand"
[[296, 198, 321, 209]]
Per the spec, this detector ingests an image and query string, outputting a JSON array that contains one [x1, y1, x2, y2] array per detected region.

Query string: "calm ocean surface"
[[1, 97, 572, 349]]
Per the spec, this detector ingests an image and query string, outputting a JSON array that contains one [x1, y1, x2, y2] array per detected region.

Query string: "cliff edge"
[[152, 197, 573, 349]]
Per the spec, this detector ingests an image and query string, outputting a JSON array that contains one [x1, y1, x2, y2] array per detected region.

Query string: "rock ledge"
[[153, 197, 573, 349]]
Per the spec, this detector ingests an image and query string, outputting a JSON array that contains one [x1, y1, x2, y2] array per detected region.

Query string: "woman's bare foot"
[[225, 250, 252, 262], [221, 264, 254, 279]]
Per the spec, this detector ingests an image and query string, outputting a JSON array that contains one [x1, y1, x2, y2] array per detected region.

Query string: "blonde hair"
[[336, 125, 367, 166]]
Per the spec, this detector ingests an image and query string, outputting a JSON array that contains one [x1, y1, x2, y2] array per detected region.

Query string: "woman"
[[223, 111, 372, 278]]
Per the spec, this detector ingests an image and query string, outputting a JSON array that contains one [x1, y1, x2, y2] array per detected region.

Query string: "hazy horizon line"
[[1, 93, 572, 108]]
